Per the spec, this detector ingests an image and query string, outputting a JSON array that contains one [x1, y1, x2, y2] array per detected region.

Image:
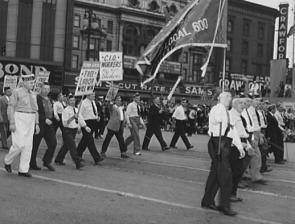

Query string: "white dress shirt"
[[247, 106, 261, 132], [53, 101, 64, 119], [230, 108, 249, 150], [62, 106, 86, 129], [241, 109, 254, 133], [172, 105, 187, 120], [79, 98, 98, 121], [274, 110, 285, 130], [125, 101, 140, 118], [114, 104, 124, 121]]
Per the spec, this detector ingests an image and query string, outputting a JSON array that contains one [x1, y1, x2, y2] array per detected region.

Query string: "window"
[[243, 19, 251, 37], [225, 58, 231, 72], [107, 40, 112, 51], [89, 38, 95, 50], [73, 36, 79, 49], [241, 59, 248, 74], [241, 40, 248, 55], [258, 22, 265, 40], [183, 52, 188, 63], [228, 18, 234, 33], [107, 20, 113, 34], [74, 14, 81, 28], [72, 55, 79, 69], [149, 0, 160, 11], [257, 43, 263, 57], [227, 38, 232, 52], [182, 68, 187, 80], [193, 54, 203, 64]]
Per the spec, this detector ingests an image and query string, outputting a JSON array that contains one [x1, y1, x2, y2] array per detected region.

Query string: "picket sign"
[[3, 75, 18, 92]]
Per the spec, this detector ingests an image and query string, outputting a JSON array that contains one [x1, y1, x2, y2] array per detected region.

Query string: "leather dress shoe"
[[230, 196, 243, 202], [162, 146, 170, 151], [134, 152, 142, 156], [252, 179, 267, 185], [142, 148, 150, 151], [187, 145, 194, 150], [18, 172, 32, 178], [4, 164, 12, 173], [101, 152, 107, 159], [261, 167, 272, 173], [170, 146, 177, 149], [217, 207, 238, 216], [30, 165, 41, 171], [43, 163, 55, 171], [94, 157, 104, 165], [201, 203, 218, 210], [275, 161, 285, 165], [55, 161, 66, 166], [121, 153, 129, 159], [76, 162, 84, 170]]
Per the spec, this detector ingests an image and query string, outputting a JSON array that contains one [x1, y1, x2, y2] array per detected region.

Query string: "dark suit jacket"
[[266, 112, 283, 141], [37, 95, 53, 125], [0, 96, 9, 123], [147, 104, 163, 127]]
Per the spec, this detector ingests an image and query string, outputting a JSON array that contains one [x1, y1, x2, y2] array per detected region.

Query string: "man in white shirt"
[[125, 93, 145, 156], [229, 98, 252, 202], [241, 98, 265, 183], [201, 92, 242, 216], [53, 92, 66, 133], [54, 95, 86, 169], [169, 98, 193, 150], [77, 93, 103, 165]]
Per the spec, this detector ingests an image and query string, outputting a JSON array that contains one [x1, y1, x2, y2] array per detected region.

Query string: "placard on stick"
[[99, 52, 123, 81], [75, 61, 100, 96], [3, 75, 18, 92], [33, 71, 50, 93], [105, 84, 119, 101]]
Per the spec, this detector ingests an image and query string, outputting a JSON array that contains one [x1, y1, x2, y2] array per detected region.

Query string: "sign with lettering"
[[99, 52, 123, 81], [3, 75, 18, 92], [277, 3, 289, 59], [33, 71, 50, 93], [75, 61, 100, 96], [105, 84, 119, 101]]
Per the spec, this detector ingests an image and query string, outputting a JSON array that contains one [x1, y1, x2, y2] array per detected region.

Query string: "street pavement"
[[0, 129, 295, 224]]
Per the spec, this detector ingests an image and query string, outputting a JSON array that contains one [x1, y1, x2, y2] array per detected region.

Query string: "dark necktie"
[[262, 111, 267, 126], [73, 107, 78, 124], [255, 110, 261, 126], [241, 115, 247, 129], [246, 109, 253, 126], [137, 105, 141, 117], [92, 102, 97, 116]]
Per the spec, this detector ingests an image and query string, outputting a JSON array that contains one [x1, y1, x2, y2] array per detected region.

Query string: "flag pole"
[[222, 47, 226, 92]]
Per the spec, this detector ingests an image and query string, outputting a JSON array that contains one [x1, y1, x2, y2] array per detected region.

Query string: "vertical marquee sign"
[[277, 3, 289, 59]]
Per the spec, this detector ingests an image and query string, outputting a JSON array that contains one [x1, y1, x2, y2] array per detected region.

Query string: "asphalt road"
[[0, 129, 295, 224]]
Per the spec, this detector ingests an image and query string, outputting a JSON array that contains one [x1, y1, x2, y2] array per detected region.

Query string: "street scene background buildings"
[[0, 0, 280, 101]]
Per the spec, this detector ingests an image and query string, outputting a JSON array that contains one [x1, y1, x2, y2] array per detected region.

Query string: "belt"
[[16, 111, 35, 114]]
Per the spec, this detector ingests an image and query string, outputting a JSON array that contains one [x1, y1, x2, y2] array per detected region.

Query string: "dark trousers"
[[142, 125, 167, 150], [53, 114, 64, 133], [230, 152, 251, 196], [77, 119, 101, 162], [170, 120, 191, 149], [101, 123, 126, 153], [201, 137, 232, 209], [55, 128, 80, 165], [30, 123, 57, 166], [187, 119, 195, 136], [0, 122, 10, 148]]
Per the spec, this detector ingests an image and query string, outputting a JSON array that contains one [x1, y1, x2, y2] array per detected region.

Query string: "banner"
[[277, 3, 289, 59], [3, 75, 18, 92], [136, 0, 227, 86], [33, 71, 50, 93], [99, 52, 123, 81], [75, 61, 100, 96], [105, 84, 119, 101]]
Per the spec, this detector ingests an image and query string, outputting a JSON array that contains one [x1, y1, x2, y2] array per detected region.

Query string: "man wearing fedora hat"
[[4, 74, 39, 177]]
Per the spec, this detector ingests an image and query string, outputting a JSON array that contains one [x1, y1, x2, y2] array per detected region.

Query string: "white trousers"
[[4, 112, 35, 173]]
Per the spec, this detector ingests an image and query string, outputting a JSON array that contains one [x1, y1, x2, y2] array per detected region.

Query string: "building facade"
[[0, 0, 69, 88]]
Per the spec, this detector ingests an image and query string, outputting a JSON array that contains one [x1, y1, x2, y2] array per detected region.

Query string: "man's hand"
[[35, 124, 40, 135], [239, 149, 245, 159], [85, 126, 91, 133], [55, 116, 60, 121], [9, 123, 16, 133], [45, 119, 52, 125]]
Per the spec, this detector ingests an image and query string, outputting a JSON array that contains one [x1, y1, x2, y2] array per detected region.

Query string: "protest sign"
[[33, 71, 50, 93], [105, 84, 119, 101], [3, 75, 18, 92], [99, 52, 123, 81], [75, 61, 100, 96]]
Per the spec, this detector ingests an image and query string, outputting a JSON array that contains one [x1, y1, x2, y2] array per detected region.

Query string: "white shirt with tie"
[[257, 110, 267, 129], [172, 105, 187, 120], [79, 98, 98, 121]]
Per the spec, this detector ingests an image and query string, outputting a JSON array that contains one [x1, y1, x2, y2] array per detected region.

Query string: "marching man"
[[4, 74, 39, 177]]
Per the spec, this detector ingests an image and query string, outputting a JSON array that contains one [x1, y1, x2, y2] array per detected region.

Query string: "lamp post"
[[82, 9, 99, 61]]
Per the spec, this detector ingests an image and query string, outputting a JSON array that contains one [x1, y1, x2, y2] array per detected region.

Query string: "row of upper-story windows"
[[228, 17, 274, 41]]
